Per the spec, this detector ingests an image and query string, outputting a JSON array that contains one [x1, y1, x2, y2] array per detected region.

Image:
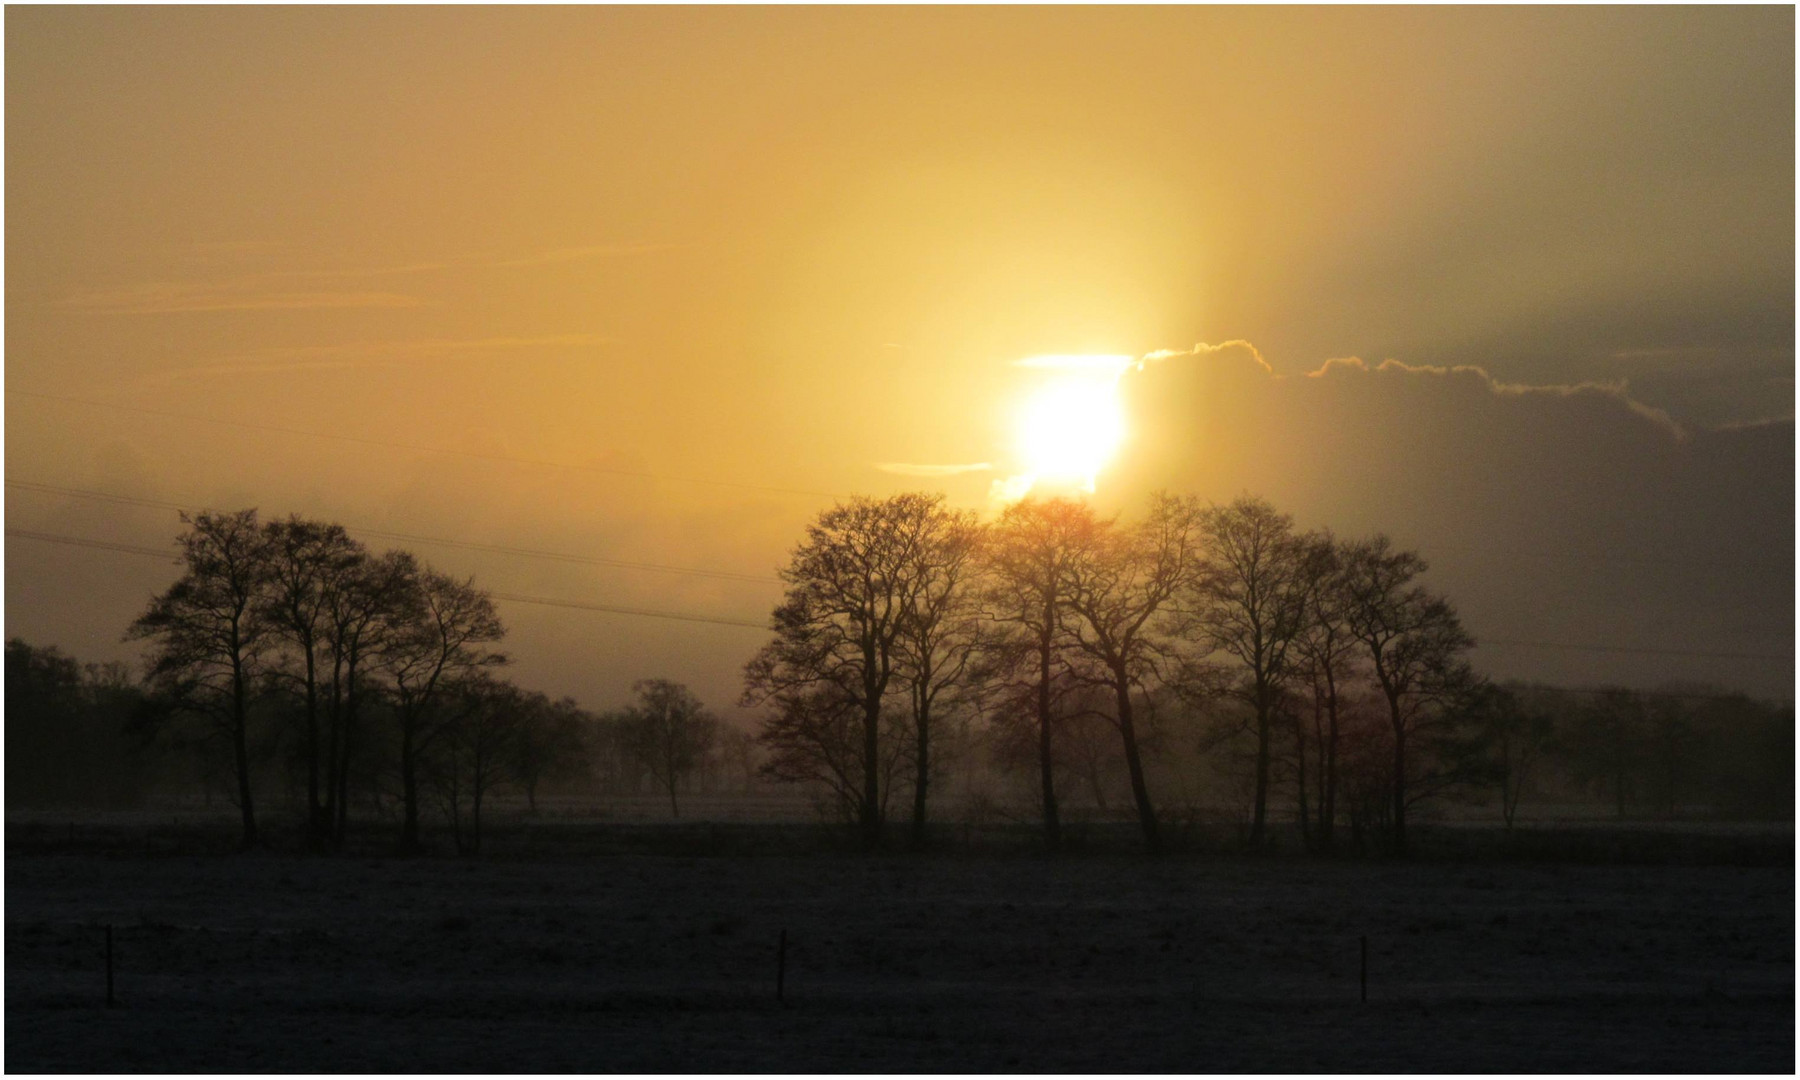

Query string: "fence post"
[[1359, 934, 1367, 1004], [106, 925, 115, 1008], [777, 929, 787, 1004]]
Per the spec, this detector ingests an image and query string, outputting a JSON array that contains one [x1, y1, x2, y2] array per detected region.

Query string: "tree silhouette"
[[1473, 684, 1556, 827], [893, 502, 983, 848], [320, 548, 413, 846], [1292, 531, 1359, 852], [429, 674, 524, 854], [744, 493, 950, 847], [1184, 496, 1312, 850], [618, 679, 719, 817], [128, 510, 276, 848], [376, 562, 506, 853], [510, 693, 590, 812], [261, 516, 366, 848], [1060, 492, 1202, 853], [980, 496, 1092, 850], [1339, 535, 1475, 855]]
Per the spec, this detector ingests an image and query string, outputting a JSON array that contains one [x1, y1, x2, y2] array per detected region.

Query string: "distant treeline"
[[6, 495, 1792, 856]]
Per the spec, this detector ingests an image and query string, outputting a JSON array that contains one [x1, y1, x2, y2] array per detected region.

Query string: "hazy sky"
[[6, 6, 1793, 710]]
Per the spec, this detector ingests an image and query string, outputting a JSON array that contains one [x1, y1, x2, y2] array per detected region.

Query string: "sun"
[[1010, 354, 1134, 494]]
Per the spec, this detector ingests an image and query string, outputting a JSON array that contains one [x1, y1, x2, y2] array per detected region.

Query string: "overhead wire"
[[6, 479, 781, 585], [7, 523, 1789, 666], [4, 528, 771, 631]]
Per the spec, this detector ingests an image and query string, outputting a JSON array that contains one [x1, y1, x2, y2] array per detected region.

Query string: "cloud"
[[1102, 340, 1793, 697], [1306, 354, 1688, 441], [874, 462, 994, 477]]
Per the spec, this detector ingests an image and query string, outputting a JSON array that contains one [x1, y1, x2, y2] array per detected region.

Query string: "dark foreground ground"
[[6, 827, 1793, 1072]]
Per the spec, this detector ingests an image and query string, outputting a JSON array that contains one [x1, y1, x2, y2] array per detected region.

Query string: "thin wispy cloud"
[[874, 462, 994, 477], [62, 283, 429, 315], [131, 334, 615, 385]]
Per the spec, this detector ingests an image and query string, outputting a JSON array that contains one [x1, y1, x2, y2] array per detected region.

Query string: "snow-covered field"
[[6, 843, 1792, 1071]]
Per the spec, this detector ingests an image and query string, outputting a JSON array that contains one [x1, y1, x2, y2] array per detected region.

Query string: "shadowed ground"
[[6, 844, 1792, 1071]]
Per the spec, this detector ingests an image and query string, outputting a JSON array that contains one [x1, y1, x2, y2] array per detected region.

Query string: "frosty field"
[[6, 832, 1792, 1072]]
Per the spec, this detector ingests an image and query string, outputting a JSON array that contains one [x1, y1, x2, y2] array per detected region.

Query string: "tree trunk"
[[231, 657, 257, 849], [1390, 715, 1408, 857], [1294, 711, 1311, 851], [334, 667, 356, 847], [860, 698, 881, 848], [323, 654, 343, 844], [304, 644, 321, 846], [1320, 671, 1339, 854], [1112, 671, 1160, 854], [1250, 683, 1272, 849], [911, 688, 930, 850], [1036, 622, 1061, 851], [471, 783, 483, 856], [1086, 755, 1108, 810], [400, 710, 420, 853], [860, 639, 882, 849]]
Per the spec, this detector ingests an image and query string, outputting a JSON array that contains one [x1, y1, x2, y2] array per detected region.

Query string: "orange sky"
[[6, 6, 1793, 710]]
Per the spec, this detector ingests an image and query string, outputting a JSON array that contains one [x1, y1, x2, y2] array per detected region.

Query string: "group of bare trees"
[[49, 496, 1795, 855], [121, 509, 748, 850], [745, 491, 1485, 855], [128, 510, 541, 851]]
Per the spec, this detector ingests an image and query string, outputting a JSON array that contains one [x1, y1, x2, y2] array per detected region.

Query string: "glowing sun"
[[1009, 354, 1135, 495]]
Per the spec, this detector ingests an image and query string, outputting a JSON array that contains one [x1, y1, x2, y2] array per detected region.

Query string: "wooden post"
[[1359, 935, 1367, 1003], [105, 925, 115, 1008], [777, 929, 787, 1004]]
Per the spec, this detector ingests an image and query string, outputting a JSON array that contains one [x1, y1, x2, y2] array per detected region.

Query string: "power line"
[[9, 523, 1791, 665], [8, 387, 843, 501], [5, 529, 770, 631], [7, 479, 782, 585], [5, 528, 178, 560], [489, 591, 764, 629]]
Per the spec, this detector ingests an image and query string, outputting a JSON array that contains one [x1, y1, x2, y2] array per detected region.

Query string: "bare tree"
[[894, 503, 983, 848], [1292, 531, 1358, 852], [980, 496, 1091, 850], [320, 549, 412, 846], [1339, 535, 1475, 855], [715, 723, 762, 795], [510, 693, 589, 812], [743, 493, 946, 847], [1060, 492, 1202, 853], [261, 516, 365, 847], [1563, 686, 1648, 820], [128, 510, 275, 849], [755, 686, 897, 821], [1184, 497, 1312, 849], [429, 675, 524, 855], [1474, 684, 1556, 827], [377, 565, 506, 853], [618, 679, 720, 817]]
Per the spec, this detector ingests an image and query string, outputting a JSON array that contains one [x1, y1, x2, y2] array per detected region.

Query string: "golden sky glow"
[[4, 6, 1792, 709]]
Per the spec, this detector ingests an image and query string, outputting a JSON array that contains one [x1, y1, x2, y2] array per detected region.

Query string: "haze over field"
[[6, 6, 1793, 711]]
